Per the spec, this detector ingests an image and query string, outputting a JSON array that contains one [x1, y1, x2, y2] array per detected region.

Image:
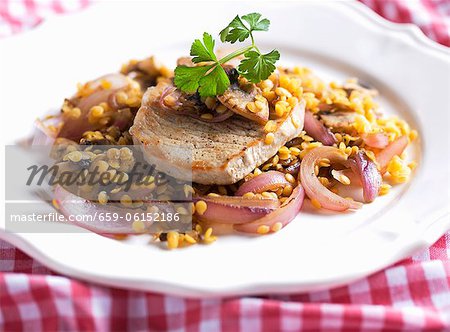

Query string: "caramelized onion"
[[194, 195, 279, 224], [195, 171, 304, 232], [284, 160, 301, 176], [304, 110, 336, 146], [54, 185, 171, 234], [76, 74, 130, 113], [362, 132, 389, 149], [300, 146, 362, 211], [348, 151, 381, 203], [58, 73, 132, 141], [234, 184, 305, 234], [33, 118, 60, 146], [235, 171, 290, 196], [159, 86, 181, 111], [376, 136, 409, 172]]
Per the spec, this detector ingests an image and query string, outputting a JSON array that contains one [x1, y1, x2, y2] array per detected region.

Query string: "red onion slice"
[[304, 110, 337, 146], [234, 184, 305, 234], [284, 160, 301, 176], [76, 74, 130, 113], [376, 136, 409, 172], [348, 151, 382, 203], [54, 185, 172, 234], [58, 73, 133, 141], [159, 86, 181, 111], [86, 73, 130, 91], [33, 118, 60, 146], [194, 196, 279, 224], [235, 171, 290, 196], [362, 132, 389, 149], [300, 146, 363, 211]]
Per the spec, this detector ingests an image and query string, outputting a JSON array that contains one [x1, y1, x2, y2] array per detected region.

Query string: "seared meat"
[[130, 84, 305, 185]]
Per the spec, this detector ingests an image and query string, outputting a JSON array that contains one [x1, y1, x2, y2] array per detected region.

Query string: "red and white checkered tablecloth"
[[1, 1, 449, 331]]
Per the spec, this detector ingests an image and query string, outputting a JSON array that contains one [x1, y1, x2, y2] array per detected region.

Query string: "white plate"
[[1, 1, 449, 298]]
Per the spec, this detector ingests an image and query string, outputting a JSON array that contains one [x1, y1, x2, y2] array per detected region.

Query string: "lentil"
[[195, 201, 207, 215], [265, 133, 275, 145], [271, 222, 282, 232], [257, 225, 270, 234], [167, 231, 179, 249]]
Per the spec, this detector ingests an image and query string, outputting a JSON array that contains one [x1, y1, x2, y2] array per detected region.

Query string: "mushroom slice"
[[175, 59, 269, 124], [319, 110, 358, 133], [218, 82, 269, 124], [317, 103, 358, 133], [121, 56, 167, 90]]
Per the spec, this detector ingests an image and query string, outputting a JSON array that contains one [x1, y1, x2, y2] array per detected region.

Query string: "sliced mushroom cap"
[[343, 82, 378, 97], [177, 57, 194, 67], [217, 82, 269, 124], [152, 80, 235, 123], [318, 102, 354, 113], [319, 111, 357, 133], [175, 59, 269, 125], [121, 56, 166, 90], [317, 103, 358, 133]]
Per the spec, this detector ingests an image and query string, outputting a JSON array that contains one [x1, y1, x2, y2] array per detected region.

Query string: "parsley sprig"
[[174, 13, 280, 98]]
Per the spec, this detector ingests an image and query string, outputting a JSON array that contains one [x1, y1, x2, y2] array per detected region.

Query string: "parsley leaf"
[[190, 33, 217, 63], [174, 63, 229, 97], [198, 65, 230, 97], [174, 65, 212, 94], [176, 32, 228, 97], [238, 49, 280, 83], [241, 13, 270, 32], [220, 13, 271, 43], [219, 15, 249, 44], [174, 13, 280, 97]]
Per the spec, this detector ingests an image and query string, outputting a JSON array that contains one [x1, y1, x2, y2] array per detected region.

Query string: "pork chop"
[[130, 83, 305, 185]]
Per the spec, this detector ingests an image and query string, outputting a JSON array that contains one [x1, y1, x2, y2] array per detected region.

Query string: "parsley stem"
[[250, 33, 255, 47], [250, 33, 261, 54], [218, 45, 254, 65], [218, 32, 261, 67]]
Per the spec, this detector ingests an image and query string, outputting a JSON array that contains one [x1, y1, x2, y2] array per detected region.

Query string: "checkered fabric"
[[0, 0, 90, 36], [1, 0, 449, 331], [0, 0, 449, 46], [1, 236, 450, 331], [360, 0, 450, 46]]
